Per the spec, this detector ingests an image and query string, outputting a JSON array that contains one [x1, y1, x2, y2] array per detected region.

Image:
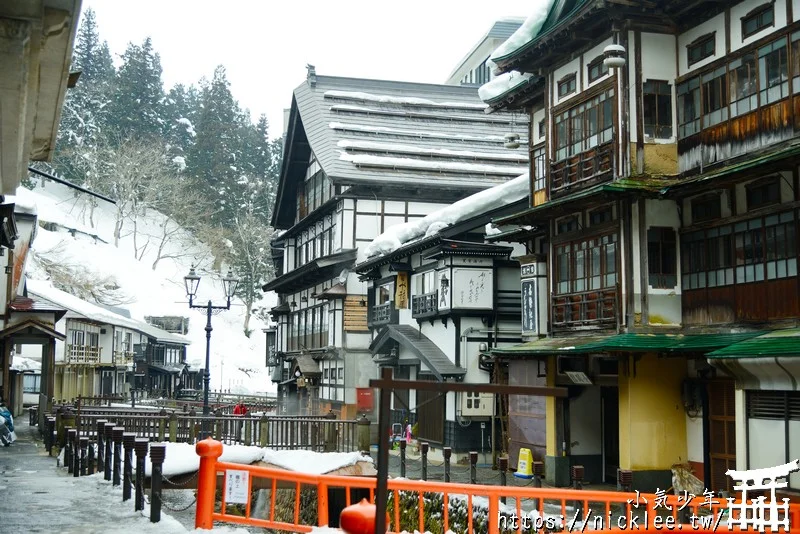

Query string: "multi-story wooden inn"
[[264, 68, 529, 421], [478, 0, 800, 496]]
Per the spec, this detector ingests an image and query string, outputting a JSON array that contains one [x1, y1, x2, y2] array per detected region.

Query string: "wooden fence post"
[[168, 412, 178, 442], [259, 414, 269, 447], [158, 409, 167, 441]]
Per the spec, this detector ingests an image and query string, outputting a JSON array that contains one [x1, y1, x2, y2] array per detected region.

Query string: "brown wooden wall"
[[683, 278, 800, 325], [343, 296, 368, 332]]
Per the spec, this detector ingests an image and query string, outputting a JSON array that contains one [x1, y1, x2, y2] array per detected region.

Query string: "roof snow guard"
[[272, 74, 530, 229]]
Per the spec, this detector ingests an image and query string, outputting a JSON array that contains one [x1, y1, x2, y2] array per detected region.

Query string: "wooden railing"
[[113, 350, 135, 366], [72, 410, 358, 450], [551, 287, 619, 330], [66, 344, 102, 364], [551, 141, 613, 194], [411, 291, 438, 318], [370, 302, 397, 327]]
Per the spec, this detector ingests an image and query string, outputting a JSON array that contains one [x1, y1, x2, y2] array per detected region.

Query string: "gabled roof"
[[262, 249, 357, 294], [370, 324, 465, 381], [272, 74, 530, 229], [8, 295, 66, 322], [0, 319, 65, 341]]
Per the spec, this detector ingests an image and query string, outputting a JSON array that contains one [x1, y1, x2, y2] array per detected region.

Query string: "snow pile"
[[261, 449, 372, 475], [10, 356, 40, 371], [478, 71, 534, 103], [135, 442, 373, 477], [20, 180, 276, 394], [364, 173, 529, 258], [490, 0, 556, 61], [5, 192, 38, 216], [324, 90, 487, 111], [339, 152, 525, 176], [485, 223, 502, 236]]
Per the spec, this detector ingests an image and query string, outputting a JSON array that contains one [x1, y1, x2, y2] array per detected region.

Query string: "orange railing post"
[[318, 481, 329, 527], [195, 437, 223, 529]]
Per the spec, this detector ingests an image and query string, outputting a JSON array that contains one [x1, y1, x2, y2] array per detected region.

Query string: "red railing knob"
[[340, 498, 389, 534]]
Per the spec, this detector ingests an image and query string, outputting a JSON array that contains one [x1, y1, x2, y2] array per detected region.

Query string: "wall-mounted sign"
[[225, 470, 249, 504], [438, 269, 451, 311], [395, 272, 408, 309], [521, 263, 538, 336], [452, 268, 493, 309]]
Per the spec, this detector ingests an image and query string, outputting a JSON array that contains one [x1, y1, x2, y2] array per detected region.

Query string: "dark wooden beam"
[[368, 378, 568, 397]]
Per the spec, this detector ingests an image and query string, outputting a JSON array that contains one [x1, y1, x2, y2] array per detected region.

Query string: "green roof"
[[493, 332, 763, 357], [707, 328, 800, 359]]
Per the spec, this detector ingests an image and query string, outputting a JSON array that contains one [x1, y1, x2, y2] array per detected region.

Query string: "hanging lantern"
[[504, 132, 520, 149]]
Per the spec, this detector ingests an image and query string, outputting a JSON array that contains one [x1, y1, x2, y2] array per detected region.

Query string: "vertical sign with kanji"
[[521, 263, 538, 335], [225, 469, 249, 504], [395, 272, 408, 309]]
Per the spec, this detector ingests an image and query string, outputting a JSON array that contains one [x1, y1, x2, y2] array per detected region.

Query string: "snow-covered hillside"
[[15, 178, 277, 395]]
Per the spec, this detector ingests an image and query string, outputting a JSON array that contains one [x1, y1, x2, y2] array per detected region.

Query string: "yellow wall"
[[546, 355, 557, 456], [618, 353, 687, 470]]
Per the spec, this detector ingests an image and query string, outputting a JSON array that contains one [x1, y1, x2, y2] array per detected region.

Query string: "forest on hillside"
[[30, 8, 281, 332]]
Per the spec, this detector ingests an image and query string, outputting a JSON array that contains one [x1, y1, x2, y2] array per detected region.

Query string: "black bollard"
[[421, 442, 429, 481], [134, 438, 149, 512], [104, 423, 115, 481], [72, 429, 80, 477], [66, 428, 76, 473], [88, 440, 96, 474], [399, 439, 407, 478], [79, 437, 89, 476], [112, 427, 124, 486], [532, 460, 544, 511], [96, 419, 107, 466], [149, 444, 166, 523], [571, 465, 585, 522], [122, 432, 135, 502], [443, 447, 452, 483], [469, 451, 478, 484], [499, 457, 508, 505]]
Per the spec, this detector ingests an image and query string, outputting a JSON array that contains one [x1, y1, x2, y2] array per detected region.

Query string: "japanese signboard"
[[395, 272, 408, 309], [225, 469, 249, 504], [521, 263, 538, 335], [452, 268, 492, 309]]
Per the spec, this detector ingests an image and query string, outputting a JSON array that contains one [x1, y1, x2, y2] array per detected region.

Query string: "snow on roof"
[[339, 152, 526, 176], [329, 122, 521, 144], [479, 71, 535, 103], [26, 279, 189, 345], [337, 139, 527, 163], [10, 356, 41, 372], [324, 90, 488, 111], [6, 187, 39, 216], [330, 104, 511, 125], [490, 0, 556, 62], [364, 172, 529, 258]]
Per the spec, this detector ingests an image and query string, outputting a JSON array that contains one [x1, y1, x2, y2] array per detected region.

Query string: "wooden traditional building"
[[264, 68, 529, 420], [354, 175, 529, 457], [480, 0, 800, 495]]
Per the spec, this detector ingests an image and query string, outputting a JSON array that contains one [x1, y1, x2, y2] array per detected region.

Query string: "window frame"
[[587, 55, 609, 84], [557, 73, 577, 98], [553, 231, 619, 295], [746, 177, 781, 211], [691, 193, 722, 224], [687, 33, 716, 67], [742, 3, 776, 40], [647, 226, 678, 289], [642, 79, 674, 139]]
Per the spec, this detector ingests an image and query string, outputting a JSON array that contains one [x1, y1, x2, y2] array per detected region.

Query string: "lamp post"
[[184, 265, 239, 440]]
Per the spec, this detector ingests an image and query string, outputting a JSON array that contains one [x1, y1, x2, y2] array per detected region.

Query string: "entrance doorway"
[[706, 379, 736, 493], [601, 386, 620, 484]]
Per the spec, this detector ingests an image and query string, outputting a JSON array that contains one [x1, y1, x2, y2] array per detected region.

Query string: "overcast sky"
[[82, 0, 534, 139]]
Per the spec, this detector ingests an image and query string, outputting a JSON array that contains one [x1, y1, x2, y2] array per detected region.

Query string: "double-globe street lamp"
[[184, 265, 239, 439]]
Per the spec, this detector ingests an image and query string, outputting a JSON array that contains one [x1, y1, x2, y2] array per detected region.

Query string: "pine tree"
[[163, 83, 200, 172], [187, 65, 243, 226], [108, 37, 166, 141]]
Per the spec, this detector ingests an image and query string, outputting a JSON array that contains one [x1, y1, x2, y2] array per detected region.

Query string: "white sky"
[[82, 0, 534, 140]]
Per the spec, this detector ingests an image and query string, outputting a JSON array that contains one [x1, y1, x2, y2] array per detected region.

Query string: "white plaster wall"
[[731, 0, 788, 52], [641, 33, 679, 144], [735, 387, 747, 470], [569, 386, 602, 455], [409, 201, 448, 216], [628, 30, 638, 147], [99, 331, 114, 364], [678, 13, 727, 76], [54, 316, 66, 362], [552, 56, 581, 107], [460, 316, 489, 383], [632, 201, 642, 314], [532, 108, 546, 145], [341, 203, 355, 250], [584, 37, 614, 91], [646, 199, 682, 325], [795, 0, 800, 22], [355, 213, 379, 241]]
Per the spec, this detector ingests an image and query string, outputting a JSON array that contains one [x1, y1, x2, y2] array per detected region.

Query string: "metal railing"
[[551, 287, 619, 330], [411, 291, 438, 318], [194, 438, 798, 533], [66, 344, 102, 364]]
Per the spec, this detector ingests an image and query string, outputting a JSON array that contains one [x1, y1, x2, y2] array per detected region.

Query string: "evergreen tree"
[[108, 37, 166, 140], [163, 83, 200, 172], [187, 65, 243, 226]]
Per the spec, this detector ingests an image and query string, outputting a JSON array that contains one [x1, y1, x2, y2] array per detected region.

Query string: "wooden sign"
[[394, 272, 408, 309]]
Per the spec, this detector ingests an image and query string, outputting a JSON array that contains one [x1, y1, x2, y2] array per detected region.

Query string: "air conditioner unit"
[[461, 391, 494, 417]]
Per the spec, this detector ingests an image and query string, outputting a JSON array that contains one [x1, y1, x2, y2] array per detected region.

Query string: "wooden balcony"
[[411, 291, 438, 319], [66, 345, 102, 364], [551, 287, 619, 331], [369, 302, 398, 328], [114, 350, 135, 366], [551, 142, 613, 195]]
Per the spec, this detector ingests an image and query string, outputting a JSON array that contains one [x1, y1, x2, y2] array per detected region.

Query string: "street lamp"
[[184, 265, 239, 439]]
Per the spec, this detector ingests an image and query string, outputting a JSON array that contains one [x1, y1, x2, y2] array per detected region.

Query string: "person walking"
[[0, 402, 15, 446]]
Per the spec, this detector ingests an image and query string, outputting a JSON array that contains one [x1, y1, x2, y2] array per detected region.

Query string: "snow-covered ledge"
[[478, 71, 534, 104]]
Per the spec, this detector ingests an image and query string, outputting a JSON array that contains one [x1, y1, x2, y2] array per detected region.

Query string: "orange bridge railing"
[[194, 438, 800, 533]]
